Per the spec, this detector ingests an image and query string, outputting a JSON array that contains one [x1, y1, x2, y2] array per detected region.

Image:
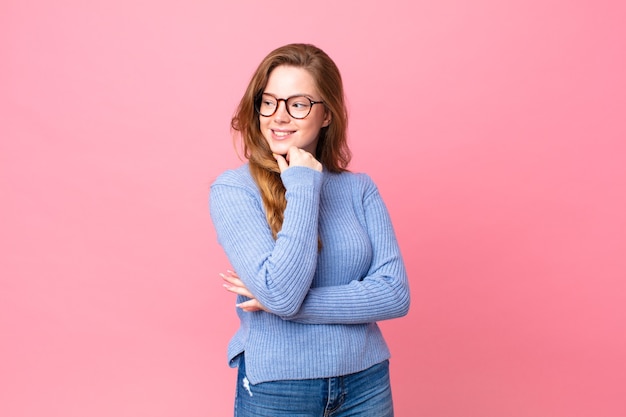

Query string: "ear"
[[322, 109, 332, 128]]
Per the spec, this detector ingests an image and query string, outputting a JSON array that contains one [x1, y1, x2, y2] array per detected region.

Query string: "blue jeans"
[[234, 355, 394, 417]]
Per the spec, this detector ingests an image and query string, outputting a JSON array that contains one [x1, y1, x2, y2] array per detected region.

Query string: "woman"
[[209, 43, 410, 416]]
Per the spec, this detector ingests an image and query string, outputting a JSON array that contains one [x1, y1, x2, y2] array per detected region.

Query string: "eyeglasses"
[[255, 93, 324, 119]]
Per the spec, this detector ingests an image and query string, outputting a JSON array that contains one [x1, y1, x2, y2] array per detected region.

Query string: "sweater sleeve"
[[285, 175, 410, 324], [209, 166, 323, 317]]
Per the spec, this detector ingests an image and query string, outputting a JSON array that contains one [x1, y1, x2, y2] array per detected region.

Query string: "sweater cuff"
[[281, 166, 323, 190]]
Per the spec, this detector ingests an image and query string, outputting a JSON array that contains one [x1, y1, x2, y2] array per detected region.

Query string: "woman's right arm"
[[209, 165, 323, 317]]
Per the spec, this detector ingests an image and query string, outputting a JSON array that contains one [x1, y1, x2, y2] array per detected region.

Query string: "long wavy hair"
[[231, 43, 351, 239]]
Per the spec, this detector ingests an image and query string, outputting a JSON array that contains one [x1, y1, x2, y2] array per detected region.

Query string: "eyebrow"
[[262, 92, 317, 99]]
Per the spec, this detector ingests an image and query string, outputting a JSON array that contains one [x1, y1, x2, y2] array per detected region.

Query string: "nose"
[[273, 99, 291, 122]]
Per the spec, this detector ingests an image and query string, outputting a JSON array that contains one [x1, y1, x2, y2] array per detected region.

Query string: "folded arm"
[[210, 166, 323, 317]]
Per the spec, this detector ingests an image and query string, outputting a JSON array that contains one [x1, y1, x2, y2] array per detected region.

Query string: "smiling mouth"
[[272, 130, 295, 137]]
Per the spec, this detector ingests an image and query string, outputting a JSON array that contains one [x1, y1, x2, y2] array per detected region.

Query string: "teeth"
[[273, 130, 293, 137]]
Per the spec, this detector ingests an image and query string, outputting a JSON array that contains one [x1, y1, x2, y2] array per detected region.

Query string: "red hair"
[[231, 44, 350, 238]]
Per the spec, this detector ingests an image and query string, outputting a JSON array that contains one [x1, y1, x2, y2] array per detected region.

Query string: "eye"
[[261, 97, 276, 107], [290, 98, 310, 109]]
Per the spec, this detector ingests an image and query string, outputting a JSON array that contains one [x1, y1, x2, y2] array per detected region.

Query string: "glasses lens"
[[286, 96, 312, 119], [258, 94, 277, 117]]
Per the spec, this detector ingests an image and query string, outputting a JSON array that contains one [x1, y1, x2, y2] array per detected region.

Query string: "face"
[[259, 65, 331, 156]]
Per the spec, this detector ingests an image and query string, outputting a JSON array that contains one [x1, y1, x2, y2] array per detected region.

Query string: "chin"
[[269, 143, 291, 155]]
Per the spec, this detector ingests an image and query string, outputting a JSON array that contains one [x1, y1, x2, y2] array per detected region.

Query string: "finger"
[[237, 302, 260, 312], [237, 299, 266, 312], [273, 153, 289, 172], [286, 146, 300, 163], [288, 148, 322, 171], [220, 273, 245, 287], [223, 284, 255, 299], [237, 299, 260, 311], [222, 280, 255, 299]]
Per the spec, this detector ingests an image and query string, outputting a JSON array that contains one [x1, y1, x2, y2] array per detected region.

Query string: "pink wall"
[[2, 1, 625, 416]]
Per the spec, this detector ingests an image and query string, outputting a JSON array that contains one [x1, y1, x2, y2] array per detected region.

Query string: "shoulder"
[[209, 164, 261, 208], [211, 163, 257, 190], [327, 170, 378, 197]]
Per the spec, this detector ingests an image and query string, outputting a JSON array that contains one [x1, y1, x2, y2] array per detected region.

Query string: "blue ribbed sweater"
[[209, 163, 410, 384]]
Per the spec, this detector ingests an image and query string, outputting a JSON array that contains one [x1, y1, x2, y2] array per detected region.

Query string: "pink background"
[[2, 1, 625, 416]]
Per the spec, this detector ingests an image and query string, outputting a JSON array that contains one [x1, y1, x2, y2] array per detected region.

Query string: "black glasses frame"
[[255, 93, 325, 119]]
